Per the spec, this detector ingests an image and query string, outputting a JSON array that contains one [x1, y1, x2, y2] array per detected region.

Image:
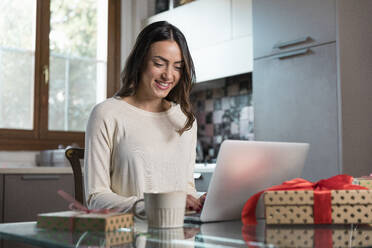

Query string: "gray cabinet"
[[2, 241, 38, 248], [253, 0, 336, 58], [254, 43, 339, 180], [253, 0, 372, 180], [3, 174, 74, 222], [0, 175, 3, 222]]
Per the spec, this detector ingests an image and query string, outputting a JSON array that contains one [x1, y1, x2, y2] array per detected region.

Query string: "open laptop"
[[185, 140, 309, 223]]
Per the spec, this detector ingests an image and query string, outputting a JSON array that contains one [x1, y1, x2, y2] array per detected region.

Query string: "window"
[[0, 0, 121, 150]]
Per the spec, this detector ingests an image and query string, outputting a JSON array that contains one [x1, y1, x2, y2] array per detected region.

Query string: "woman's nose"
[[161, 67, 172, 80]]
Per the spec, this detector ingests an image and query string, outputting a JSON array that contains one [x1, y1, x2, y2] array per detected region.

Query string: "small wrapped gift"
[[242, 175, 371, 225], [37, 190, 134, 232], [37, 210, 134, 232], [79, 229, 133, 247]]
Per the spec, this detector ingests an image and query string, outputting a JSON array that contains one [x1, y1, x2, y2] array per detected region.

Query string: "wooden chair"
[[65, 147, 85, 205]]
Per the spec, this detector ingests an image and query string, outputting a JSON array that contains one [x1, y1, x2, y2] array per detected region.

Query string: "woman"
[[84, 21, 205, 213]]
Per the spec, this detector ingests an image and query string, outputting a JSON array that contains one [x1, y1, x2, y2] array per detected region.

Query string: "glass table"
[[1, 219, 372, 247]]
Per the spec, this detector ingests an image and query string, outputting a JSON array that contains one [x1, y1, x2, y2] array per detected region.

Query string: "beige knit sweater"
[[84, 97, 198, 212]]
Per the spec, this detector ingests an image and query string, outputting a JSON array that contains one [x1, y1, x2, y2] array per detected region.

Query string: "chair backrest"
[[65, 147, 85, 204]]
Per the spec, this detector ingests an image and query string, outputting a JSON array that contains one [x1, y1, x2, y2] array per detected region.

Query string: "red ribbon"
[[314, 228, 333, 247], [241, 225, 257, 247], [241, 175, 368, 225]]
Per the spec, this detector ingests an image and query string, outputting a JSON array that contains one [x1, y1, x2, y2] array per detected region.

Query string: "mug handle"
[[132, 198, 146, 220]]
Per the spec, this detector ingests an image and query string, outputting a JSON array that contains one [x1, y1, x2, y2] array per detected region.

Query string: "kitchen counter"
[[0, 167, 72, 174], [0, 164, 215, 175]]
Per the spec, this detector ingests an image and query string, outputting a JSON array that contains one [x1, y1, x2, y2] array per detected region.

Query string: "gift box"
[[80, 230, 133, 247], [264, 189, 372, 224], [242, 175, 372, 225], [37, 210, 134, 232], [353, 177, 372, 189], [266, 226, 372, 247]]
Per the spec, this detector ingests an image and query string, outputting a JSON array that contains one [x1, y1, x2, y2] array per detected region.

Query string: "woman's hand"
[[186, 193, 207, 213], [183, 227, 200, 239]]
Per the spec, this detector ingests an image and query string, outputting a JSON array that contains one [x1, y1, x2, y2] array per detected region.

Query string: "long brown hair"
[[115, 21, 196, 135]]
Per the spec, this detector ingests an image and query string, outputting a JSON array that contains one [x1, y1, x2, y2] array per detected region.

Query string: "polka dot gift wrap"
[[37, 210, 134, 232], [264, 190, 372, 224]]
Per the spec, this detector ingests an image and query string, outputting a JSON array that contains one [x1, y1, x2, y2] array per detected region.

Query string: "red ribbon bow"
[[241, 175, 368, 225]]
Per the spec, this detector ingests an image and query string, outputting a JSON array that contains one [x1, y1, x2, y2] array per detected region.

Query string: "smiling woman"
[[0, 0, 121, 150], [84, 21, 206, 215], [124, 40, 183, 112], [116, 21, 195, 134]]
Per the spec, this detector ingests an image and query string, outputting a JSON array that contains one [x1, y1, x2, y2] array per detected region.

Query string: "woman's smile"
[[155, 79, 173, 90]]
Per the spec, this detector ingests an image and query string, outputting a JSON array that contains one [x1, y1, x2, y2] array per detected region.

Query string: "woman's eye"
[[175, 66, 183, 71], [154, 62, 163, 67]]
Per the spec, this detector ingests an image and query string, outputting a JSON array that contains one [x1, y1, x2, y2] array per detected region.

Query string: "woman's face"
[[138, 40, 183, 100]]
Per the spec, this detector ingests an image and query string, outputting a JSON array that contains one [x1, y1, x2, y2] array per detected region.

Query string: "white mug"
[[133, 191, 187, 228], [136, 228, 187, 248]]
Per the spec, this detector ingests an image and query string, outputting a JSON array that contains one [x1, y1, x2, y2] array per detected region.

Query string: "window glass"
[[0, 0, 36, 129], [49, 0, 108, 131]]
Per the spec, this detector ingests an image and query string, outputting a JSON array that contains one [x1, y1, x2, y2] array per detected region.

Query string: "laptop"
[[185, 140, 309, 223]]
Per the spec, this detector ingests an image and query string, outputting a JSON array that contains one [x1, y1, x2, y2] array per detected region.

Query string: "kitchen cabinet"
[[147, 0, 231, 50], [253, 0, 336, 58], [3, 174, 74, 222], [0, 176, 3, 222], [0, 171, 73, 248], [2, 241, 37, 248], [254, 43, 339, 180], [232, 0, 253, 39], [145, 0, 253, 82], [253, 0, 372, 180]]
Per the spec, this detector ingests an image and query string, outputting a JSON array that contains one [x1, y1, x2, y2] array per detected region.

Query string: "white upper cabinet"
[[145, 0, 253, 83], [232, 0, 253, 38], [147, 0, 232, 50]]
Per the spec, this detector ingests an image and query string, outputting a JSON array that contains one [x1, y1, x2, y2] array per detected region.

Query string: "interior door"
[[253, 42, 339, 181]]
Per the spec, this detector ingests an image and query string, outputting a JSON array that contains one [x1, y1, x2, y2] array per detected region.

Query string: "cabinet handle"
[[21, 175, 61, 180], [273, 36, 311, 49], [273, 48, 310, 60], [194, 173, 203, 180]]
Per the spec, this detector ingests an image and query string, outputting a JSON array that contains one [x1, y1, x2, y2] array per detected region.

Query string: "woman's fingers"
[[186, 194, 202, 212], [199, 193, 207, 205]]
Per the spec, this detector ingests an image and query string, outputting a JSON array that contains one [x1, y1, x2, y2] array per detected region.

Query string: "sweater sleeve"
[[84, 105, 143, 213], [186, 121, 199, 198]]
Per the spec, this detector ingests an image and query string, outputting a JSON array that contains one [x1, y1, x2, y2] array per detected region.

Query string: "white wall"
[[121, 0, 154, 70]]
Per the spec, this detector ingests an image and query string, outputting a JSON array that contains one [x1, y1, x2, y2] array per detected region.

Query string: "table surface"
[[1, 219, 372, 248]]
